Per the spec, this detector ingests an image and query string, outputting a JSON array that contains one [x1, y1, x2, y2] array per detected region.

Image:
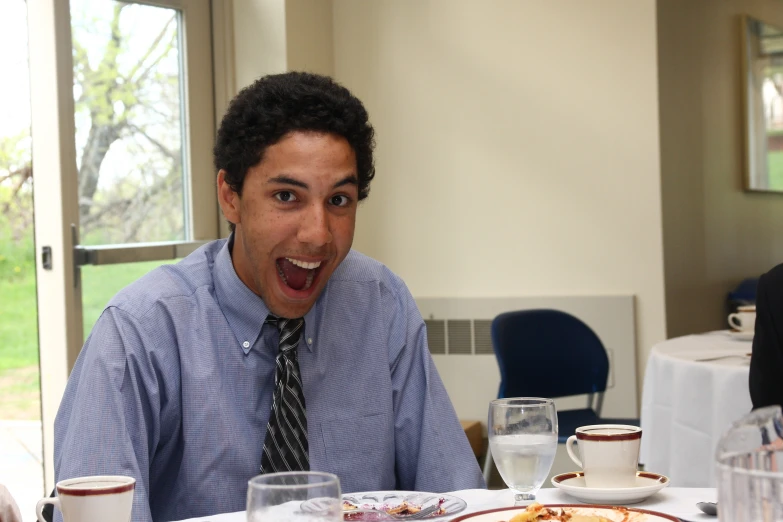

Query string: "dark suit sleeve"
[[749, 264, 783, 409]]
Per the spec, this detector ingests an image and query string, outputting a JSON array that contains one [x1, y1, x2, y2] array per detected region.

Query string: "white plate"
[[728, 330, 754, 341], [450, 504, 679, 522], [304, 491, 466, 520], [550, 471, 669, 504]]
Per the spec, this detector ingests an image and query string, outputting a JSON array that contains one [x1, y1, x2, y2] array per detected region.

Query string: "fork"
[[693, 354, 751, 362]]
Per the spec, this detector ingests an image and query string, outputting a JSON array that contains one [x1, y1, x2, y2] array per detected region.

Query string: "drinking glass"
[[247, 472, 342, 522], [488, 398, 558, 505]]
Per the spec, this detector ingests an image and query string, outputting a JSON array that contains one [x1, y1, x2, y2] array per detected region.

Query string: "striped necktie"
[[261, 315, 309, 473]]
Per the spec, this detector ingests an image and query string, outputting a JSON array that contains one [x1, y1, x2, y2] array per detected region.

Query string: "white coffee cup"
[[36, 475, 135, 522], [728, 305, 756, 332], [565, 424, 642, 488]]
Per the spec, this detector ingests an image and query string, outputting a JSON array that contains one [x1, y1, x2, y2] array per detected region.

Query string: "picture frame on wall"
[[740, 15, 783, 193]]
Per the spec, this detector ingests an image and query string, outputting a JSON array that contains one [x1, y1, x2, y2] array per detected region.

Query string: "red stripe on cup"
[[575, 428, 642, 441], [552, 472, 583, 483], [553, 471, 668, 484], [57, 482, 135, 497], [638, 472, 668, 484]]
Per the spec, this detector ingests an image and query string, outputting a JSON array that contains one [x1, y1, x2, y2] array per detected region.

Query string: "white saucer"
[[728, 330, 754, 341], [551, 471, 669, 504]]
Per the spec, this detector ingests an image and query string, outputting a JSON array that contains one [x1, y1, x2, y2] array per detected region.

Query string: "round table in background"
[[639, 330, 753, 487]]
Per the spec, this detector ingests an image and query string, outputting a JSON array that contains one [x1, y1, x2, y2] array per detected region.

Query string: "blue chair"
[[483, 309, 639, 482], [727, 277, 759, 316]]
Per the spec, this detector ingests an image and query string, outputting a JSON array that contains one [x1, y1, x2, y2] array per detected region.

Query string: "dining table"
[[639, 330, 753, 487], [176, 487, 719, 522]]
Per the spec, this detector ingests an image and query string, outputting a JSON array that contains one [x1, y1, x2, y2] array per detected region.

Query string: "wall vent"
[[424, 318, 494, 355], [447, 320, 472, 354], [473, 320, 494, 354], [424, 319, 446, 354]]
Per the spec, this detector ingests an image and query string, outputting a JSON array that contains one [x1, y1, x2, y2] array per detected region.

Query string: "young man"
[[54, 72, 484, 522]]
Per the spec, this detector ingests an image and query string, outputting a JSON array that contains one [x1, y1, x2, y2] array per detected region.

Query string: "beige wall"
[[231, 0, 333, 90], [331, 0, 667, 374], [228, 0, 669, 390], [285, 0, 334, 75], [658, 0, 783, 338], [232, 0, 287, 88]]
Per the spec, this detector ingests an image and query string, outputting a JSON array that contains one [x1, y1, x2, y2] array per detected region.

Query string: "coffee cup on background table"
[[728, 305, 756, 332], [566, 424, 642, 488], [36, 476, 135, 522]]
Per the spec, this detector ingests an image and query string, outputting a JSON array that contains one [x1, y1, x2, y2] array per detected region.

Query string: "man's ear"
[[217, 169, 241, 225]]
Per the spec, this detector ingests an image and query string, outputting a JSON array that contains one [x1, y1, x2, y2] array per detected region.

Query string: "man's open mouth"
[[276, 257, 322, 291]]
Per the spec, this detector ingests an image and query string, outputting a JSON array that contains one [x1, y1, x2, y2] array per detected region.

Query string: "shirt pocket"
[[320, 412, 395, 492]]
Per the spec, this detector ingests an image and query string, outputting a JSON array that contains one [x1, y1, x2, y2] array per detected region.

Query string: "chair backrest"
[[491, 309, 610, 400], [726, 277, 759, 316]]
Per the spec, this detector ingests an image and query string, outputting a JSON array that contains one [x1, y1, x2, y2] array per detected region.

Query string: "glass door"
[[0, 2, 43, 518], [27, 0, 218, 492]]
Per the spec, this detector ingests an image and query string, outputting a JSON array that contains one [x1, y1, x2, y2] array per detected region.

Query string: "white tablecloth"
[[178, 487, 718, 522], [640, 331, 753, 487]]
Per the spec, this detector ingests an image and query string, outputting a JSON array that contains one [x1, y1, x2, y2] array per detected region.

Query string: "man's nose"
[[297, 204, 332, 246]]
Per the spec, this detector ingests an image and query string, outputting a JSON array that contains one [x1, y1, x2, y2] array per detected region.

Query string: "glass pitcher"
[[716, 405, 783, 522]]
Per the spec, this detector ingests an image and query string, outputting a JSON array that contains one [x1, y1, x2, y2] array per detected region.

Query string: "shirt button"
[[242, 341, 250, 348], [307, 338, 313, 345]]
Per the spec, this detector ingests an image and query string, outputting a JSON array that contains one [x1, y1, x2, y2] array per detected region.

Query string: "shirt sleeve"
[[54, 307, 163, 522], [750, 266, 783, 409], [387, 282, 486, 491]]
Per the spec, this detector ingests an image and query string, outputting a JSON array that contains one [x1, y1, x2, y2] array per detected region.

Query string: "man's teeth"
[[286, 258, 321, 270]]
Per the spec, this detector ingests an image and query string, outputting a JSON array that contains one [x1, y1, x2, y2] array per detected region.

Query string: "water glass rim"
[[490, 397, 554, 407], [248, 471, 340, 489]]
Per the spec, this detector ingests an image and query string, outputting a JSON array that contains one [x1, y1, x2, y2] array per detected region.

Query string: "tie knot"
[[265, 315, 305, 354], [265, 315, 304, 331]]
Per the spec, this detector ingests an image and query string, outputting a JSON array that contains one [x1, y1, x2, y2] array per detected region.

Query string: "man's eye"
[[275, 191, 297, 202], [330, 195, 350, 207]]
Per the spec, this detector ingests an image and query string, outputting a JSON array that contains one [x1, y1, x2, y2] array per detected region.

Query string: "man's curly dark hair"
[[214, 71, 376, 230]]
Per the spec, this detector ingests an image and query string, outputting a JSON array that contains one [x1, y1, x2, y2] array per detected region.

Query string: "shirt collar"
[[213, 234, 317, 354]]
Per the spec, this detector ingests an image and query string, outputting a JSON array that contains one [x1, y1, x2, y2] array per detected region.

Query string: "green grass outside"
[[0, 273, 38, 369], [0, 230, 37, 371], [0, 229, 40, 418], [769, 150, 783, 191]]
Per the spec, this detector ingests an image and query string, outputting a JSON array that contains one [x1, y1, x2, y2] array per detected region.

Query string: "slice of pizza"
[[342, 500, 359, 511], [509, 503, 551, 522], [387, 501, 422, 515], [509, 503, 622, 522]]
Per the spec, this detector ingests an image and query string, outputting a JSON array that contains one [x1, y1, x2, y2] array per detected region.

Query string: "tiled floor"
[[0, 420, 44, 522]]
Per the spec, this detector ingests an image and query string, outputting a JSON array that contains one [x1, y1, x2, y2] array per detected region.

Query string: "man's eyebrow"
[[333, 175, 359, 189], [267, 174, 359, 190], [267, 175, 308, 189]]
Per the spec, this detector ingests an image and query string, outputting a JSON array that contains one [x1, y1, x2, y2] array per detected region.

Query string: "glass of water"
[[488, 398, 558, 505], [247, 472, 342, 522]]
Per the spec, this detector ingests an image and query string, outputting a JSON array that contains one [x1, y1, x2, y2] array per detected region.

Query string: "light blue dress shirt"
[[54, 238, 485, 522]]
